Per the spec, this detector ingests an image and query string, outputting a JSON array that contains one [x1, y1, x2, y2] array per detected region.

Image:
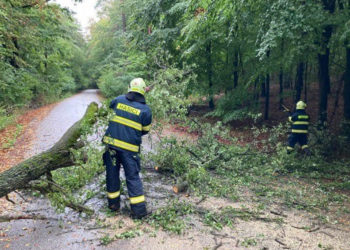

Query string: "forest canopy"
[[0, 0, 89, 109], [86, 0, 350, 133]]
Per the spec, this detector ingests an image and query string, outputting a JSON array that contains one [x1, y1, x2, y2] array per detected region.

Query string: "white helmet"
[[128, 78, 147, 95]]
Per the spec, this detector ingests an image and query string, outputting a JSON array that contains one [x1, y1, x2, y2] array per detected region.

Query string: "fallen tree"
[[0, 102, 99, 198]]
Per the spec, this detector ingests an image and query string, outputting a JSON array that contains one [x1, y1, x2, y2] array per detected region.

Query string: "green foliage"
[[147, 61, 195, 121], [241, 238, 258, 247], [146, 199, 194, 234], [147, 119, 350, 215], [0, 1, 88, 110], [97, 48, 148, 98], [0, 106, 16, 131], [208, 86, 261, 122], [115, 229, 143, 239], [47, 143, 104, 212], [100, 234, 114, 246]]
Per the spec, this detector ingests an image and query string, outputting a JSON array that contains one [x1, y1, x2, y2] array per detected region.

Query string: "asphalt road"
[[1, 90, 103, 250], [28, 89, 101, 157]]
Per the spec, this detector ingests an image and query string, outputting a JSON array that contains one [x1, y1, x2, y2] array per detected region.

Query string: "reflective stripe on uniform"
[[117, 103, 141, 116], [287, 146, 294, 151], [291, 129, 308, 133], [288, 116, 293, 122], [111, 115, 142, 131], [301, 145, 309, 149], [293, 121, 309, 125], [103, 136, 139, 152], [107, 191, 120, 199], [298, 115, 309, 119], [142, 124, 151, 131], [129, 195, 145, 204]]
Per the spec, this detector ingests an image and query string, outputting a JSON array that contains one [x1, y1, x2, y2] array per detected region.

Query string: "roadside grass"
[[0, 107, 16, 132]]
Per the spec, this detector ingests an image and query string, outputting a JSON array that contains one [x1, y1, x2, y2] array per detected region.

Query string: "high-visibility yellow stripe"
[[111, 115, 142, 131], [293, 121, 309, 125], [301, 145, 309, 149], [117, 103, 141, 116], [287, 146, 294, 151], [288, 116, 293, 122], [142, 124, 151, 131], [292, 129, 308, 133], [298, 115, 309, 119], [130, 195, 145, 204], [103, 136, 139, 152], [107, 191, 120, 199]]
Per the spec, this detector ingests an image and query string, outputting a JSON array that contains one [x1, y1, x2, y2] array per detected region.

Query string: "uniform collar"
[[126, 92, 146, 104]]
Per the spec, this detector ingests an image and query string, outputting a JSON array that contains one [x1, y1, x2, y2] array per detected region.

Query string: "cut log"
[[173, 181, 188, 194], [0, 102, 99, 198]]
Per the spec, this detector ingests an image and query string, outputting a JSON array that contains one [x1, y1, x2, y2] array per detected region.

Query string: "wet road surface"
[[28, 89, 101, 157], [1, 90, 103, 250]]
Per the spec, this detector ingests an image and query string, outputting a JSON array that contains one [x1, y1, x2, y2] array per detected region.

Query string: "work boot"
[[131, 209, 152, 220], [108, 199, 120, 212]]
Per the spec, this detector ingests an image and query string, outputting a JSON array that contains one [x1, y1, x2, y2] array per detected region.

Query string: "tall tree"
[[318, 0, 336, 126]]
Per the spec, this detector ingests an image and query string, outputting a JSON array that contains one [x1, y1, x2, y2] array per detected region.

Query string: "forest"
[[1, 0, 350, 249]]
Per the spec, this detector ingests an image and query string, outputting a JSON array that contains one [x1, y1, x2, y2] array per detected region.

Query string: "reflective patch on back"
[[298, 115, 309, 120], [117, 103, 141, 116]]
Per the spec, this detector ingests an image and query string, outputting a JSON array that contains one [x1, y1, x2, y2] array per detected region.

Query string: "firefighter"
[[102, 78, 152, 219], [287, 101, 311, 155]]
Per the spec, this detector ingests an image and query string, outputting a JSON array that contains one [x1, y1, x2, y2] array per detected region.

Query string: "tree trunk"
[[318, 0, 335, 127], [279, 68, 284, 110], [318, 51, 330, 126], [264, 73, 270, 120], [0, 103, 98, 198], [295, 62, 304, 102], [343, 46, 350, 137], [261, 77, 266, 97], [264, 50, 270, 120], [304, 62, 308, 102], [344, 1, 350, 121], [206, 42, 214, 109], [9, 37, 19, 68]]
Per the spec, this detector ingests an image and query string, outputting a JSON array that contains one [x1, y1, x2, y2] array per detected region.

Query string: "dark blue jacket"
[[288, 109, 309, 134], [103, 93, 152, 152]]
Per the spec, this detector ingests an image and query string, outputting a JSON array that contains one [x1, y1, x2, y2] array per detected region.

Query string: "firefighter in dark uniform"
[[102, 78, 152, 219], [287, 101, 310, 155]]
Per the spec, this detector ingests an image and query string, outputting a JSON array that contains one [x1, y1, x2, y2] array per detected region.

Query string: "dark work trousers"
[[287, 133, 308, 152], [103, 148, 146, 216]]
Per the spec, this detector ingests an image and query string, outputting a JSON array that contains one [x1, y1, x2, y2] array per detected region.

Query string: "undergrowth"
[[147, 119, 350, 221]]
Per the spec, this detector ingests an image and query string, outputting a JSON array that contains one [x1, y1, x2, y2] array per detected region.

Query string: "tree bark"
[[0, 103, 99, 198], [264, 50, 270, 120], [343, 46, 350, 137], [261, 77, 266, 97], [295, 62, 304, 102], [344, 1, 350, 121], [318, 0, 335, 126], [279, 39, 284, 110], [206, 42, 214, 109], [279, 68, 284, 110], [264, 73, 270, 120], [304, 62, 308, 102], [173, 181, 188, 194]]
